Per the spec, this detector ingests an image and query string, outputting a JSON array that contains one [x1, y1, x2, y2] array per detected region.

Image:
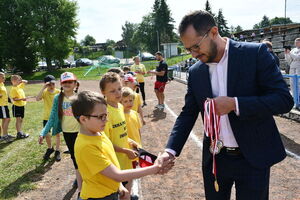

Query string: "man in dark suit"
[[160, 10, 294, 200]]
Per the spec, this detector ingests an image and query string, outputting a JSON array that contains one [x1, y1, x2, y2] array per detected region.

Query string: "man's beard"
[[206, 39, 218, 63]]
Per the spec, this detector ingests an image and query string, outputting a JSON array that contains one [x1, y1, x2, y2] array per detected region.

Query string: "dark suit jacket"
[[166, 39, 294, 169]]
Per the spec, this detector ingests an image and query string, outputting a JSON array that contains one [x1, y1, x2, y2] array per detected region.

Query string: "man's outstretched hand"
[[156, 151, 175, 175]]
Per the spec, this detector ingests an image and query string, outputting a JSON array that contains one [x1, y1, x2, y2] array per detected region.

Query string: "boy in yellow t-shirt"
[[100, 72, 140, 199], [121, 87, 142, 147], [131, 56, 147, 106], [0, 72, 12, 143], [36, 75, 60, 161], [123, 74, 146, 125], [9, 75, 29, 139], [72, 91, 164, 200]]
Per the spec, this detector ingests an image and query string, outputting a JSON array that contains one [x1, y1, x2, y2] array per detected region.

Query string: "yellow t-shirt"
[[131, 64, 146, 83], [61, 96, 80, 132], [104, 103, 132, 170], [10, 83, 26, 106], [42, 88, 60, 120], [132, 92, 142, 112], [75, 132, 120, 199], [0, 83, 8, 106], [125, 110, 142, 147]]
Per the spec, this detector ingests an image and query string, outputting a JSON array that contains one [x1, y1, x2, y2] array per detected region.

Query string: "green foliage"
[[216, 9, 230, 37], [80, 35, 96, 46], [204, 0, 215, 16], [0, 0, 37, 73], [32, 0, 78, 70], [270, 17, 293, 25], [131, 0, 176, 53], [121, 21, 138, 54], [0, 0, 78, 73]]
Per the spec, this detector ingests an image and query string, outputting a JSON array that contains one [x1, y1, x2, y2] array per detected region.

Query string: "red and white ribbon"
[[204, 99, 220, 192]]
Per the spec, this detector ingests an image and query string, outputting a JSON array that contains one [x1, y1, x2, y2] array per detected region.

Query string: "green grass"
[[20, 65, 108, 81], [142, 54, 191, 71], [0, 83, 59, 199]]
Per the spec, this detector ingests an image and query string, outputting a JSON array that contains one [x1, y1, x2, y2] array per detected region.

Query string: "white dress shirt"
[[207, 38, 238, 147]]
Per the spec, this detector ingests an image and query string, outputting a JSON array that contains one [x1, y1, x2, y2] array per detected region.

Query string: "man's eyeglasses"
[[185, 29, 211, 53], [84, 113, 108, 121]]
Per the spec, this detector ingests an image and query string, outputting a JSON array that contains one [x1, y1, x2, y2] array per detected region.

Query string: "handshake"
[[151, 151, 176, 174]]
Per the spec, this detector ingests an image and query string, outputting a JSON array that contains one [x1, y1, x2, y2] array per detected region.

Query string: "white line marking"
[[164, 103, 203, 149], [164, 103, 300, 160]]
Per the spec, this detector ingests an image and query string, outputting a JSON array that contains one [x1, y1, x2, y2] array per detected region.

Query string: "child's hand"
[[154, 152, 163, 168], [125, 149, 138, 159], [38, 136, 44, 144], [119, 184, 130, 200], [129, 139, 139, 149]]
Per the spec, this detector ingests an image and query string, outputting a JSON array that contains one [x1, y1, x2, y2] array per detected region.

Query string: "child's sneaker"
[[54, 150, 61, 162], [7, 134, 16, 139], [131, 195, 139, 200], [2, 135, 13, 143], [154, 104, 160, 109], [43, 147, 54, 160], [16, 132, 29, 139]]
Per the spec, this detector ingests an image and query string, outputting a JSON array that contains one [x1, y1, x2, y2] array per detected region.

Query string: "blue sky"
[[76, 0, 300, 43]]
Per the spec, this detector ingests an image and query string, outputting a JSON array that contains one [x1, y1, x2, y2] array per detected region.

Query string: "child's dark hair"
[[123, 66, 130, 72], [58, 81, 80, 120], [99, 72, 121, 91], [71, 91, 107, 122], [107, 67, 124, 75]]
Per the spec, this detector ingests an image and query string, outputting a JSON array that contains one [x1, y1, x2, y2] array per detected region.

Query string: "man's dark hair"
[[155, 51, 163, 56], [179, 10, 216, 36]]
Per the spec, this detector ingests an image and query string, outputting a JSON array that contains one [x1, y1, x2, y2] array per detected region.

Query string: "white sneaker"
[[158, 104, 164, 110], [155, 104, 160, 109]]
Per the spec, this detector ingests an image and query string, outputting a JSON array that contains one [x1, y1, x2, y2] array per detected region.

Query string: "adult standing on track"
[[285, 38, 300, 103], [131, 56, 147, 107], [148, 51, 168, 111], [160, 10, 294, 200]]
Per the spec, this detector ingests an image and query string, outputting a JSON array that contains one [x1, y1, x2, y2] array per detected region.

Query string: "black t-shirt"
[[156, 60, 168, 82]]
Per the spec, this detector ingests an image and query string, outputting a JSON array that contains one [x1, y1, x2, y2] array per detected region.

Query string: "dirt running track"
[[18, 78, 300, 200]]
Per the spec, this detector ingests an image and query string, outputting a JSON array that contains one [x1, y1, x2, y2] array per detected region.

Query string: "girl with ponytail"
[[39, 72, 82, 195]]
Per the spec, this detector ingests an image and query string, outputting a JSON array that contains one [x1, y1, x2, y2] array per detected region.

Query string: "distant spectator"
[[284, 45, 292, 74], [285, 38, 300, 99], [251, 32, 256, 38], [239, 34, 244, 40], [262, 40, 280, 68]]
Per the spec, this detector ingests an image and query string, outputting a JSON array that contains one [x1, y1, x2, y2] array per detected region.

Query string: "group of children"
[[0, 72, 29, 143], [33, 69, 166, 200]]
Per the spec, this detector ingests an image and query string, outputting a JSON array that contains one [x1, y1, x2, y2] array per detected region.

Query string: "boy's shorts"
[[154, 81, 166, 93], [12, 105, 24, 118], [0, 106, 10, 119]]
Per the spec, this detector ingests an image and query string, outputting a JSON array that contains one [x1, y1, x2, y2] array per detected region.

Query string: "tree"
[[270, 17, 293, 25], [121, 21, 138, 53], [216, 9, 230, 37], [0, 0, 37, 73], [132, 14, 156, 52], [235, 25, 243, 33], [152, 0, 175, 44], [32, 0, 78, 70], [81, 35, 96, 46], [204, 0, 214, 16], [260, 15, 270, 28]]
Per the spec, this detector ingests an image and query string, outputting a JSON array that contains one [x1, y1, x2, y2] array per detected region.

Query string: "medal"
[[204, 99, 222, 192]]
